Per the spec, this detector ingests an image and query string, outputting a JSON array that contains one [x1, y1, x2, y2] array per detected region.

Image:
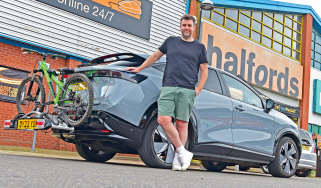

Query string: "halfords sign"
[[201, 21, 303, 99], [37, 0, 153, 40]]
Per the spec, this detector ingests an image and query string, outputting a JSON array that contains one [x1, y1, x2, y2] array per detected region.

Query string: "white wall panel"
[[0, 0, 186, 60]]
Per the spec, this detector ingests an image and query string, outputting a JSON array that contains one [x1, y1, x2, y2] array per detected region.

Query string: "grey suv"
[[51, 53, 301, 178]]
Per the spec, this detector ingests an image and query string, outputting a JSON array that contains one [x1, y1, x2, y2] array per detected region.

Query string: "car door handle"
[[235, 105, 245, 112]]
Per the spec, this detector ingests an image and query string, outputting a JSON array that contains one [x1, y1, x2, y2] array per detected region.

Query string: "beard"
[[181, 30, 192, 40]]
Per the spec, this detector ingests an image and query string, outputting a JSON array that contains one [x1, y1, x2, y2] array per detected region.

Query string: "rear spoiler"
[[79, 53, 146, 67]]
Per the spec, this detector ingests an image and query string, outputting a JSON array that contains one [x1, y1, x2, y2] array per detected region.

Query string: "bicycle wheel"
[[59, 73, 93, 127], [16, 76, 46, 114]]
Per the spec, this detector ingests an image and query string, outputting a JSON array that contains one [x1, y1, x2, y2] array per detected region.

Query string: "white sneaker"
[[172, 152, 182, 171], [178, 150, 193, 171]]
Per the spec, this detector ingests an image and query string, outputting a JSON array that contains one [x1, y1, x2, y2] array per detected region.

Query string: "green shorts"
[[157, 86, 196, 122]]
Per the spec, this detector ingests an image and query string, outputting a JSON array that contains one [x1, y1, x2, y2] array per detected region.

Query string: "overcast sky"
[[276, 0, 321, 16]]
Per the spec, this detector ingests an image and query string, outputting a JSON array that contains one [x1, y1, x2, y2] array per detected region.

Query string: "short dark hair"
[[180, 14, 197, 25]]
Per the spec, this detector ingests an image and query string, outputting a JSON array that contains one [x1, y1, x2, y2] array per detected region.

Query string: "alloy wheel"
[[152, 124, 174, 164], [279, 141, 297, 175]]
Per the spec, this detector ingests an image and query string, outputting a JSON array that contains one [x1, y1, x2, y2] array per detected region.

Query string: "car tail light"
[[89, 70, 147, 83], [100, 129, 110, 133], [4, 120, 11, 128], [36, 119, 45, 129]]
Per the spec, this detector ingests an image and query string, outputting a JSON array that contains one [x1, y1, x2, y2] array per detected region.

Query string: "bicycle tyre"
[[59, 73, 93, 127], [16, 76, 45, 114]]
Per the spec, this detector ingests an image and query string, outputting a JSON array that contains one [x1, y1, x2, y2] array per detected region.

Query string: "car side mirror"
[[265, 99, 275, 113]]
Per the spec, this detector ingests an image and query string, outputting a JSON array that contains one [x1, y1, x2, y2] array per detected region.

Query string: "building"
[[0, 0, 187, 150], [189, 0, 321, 135]]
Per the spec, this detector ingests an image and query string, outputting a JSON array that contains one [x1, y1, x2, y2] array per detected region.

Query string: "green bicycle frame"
[[38, 60, 65, 105]]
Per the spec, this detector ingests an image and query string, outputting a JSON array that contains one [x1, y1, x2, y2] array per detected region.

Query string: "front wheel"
[[75, 142, 116, 163], [59, 73, 93, 127], [16, 76, 45, 114], [268, 137, 299, 178], [202, 161, 227, 172]]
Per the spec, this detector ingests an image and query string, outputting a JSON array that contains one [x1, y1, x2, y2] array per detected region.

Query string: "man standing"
[[126, 14, 208, 171]]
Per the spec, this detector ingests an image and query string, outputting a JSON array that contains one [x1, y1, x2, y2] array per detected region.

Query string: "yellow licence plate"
[[70, 82, 88, 91], [17, 119, 37, 130], [302, 145, 311, 151]]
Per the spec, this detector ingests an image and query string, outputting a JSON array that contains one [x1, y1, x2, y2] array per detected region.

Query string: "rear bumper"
[[297, 152, 317, 170]]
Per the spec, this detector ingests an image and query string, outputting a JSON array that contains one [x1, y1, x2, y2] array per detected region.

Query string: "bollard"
[[31, 130, 37, 152]]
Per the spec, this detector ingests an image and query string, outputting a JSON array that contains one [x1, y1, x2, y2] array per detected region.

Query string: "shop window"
[[284, 27, 292, 38], [315, 53, 321, 62], [239, 25, 250, 37], [263, 26, 272, 38], [253, 11, 262, 21], [262, 36, 272, 47], [214, 7, 224, 14], [293, 22, 301, 32], [293, 31, 301, 41], [252, 20, 262, 32], [274, 21, 283, 33], [251, 31, 261, 42], [263, 15, 273, 27], [284, 47, 291, 56], [240, 14, 251, 26], [273, 31, 282, 43], [285, 16, 293, 28], [293, 15, 302, 22], [292, 50, 299, 59], [241, 10, 251, 16], [292, 41, 300, 51], [284, 36, 291, 47], [274, 41, 282, 52], [203, 5, 302, 61], [212, 12, 224, 25], [226, 18, 237, 31], [226, 9, 238, 20], [275, 13, 283, 23], [202, 10, 211, 19]]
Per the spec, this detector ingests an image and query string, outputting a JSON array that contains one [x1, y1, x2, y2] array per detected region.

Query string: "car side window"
[[203, 70, 223, 94], [222, 74, 263, 108]]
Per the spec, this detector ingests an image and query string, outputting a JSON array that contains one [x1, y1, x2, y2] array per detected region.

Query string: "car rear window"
[[203, 69, 223, 94]]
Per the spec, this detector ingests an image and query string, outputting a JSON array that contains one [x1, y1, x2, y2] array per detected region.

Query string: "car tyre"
[[239, 166, 250, 171], [202, 161, 227, 172], [268, 137, 299, 178], [139, 117, 179, 169], [295, 169, 312, 177], [75, 142, 116, 163]]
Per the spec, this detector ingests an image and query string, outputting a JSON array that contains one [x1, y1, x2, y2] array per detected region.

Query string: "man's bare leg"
[[157, 116, 183, 149], [176, 119, 188, 145]]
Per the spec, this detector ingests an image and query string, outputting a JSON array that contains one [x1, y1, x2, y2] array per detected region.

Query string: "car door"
[[221, 73, 276, 156], [193, 69, 233, 156]]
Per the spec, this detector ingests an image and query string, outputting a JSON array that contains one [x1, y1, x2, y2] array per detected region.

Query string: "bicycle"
[[15, 49, 93, 127]]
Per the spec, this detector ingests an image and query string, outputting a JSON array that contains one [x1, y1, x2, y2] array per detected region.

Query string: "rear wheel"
[[268, 137, 299, 178], [16, 76, 45, 114], [59, 73, 93, 127], [75, 142, 116, 163], [202, 161, 227, 172]]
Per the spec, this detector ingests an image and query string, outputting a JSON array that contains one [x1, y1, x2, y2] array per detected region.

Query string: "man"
[[126, 14, 208, 171]]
